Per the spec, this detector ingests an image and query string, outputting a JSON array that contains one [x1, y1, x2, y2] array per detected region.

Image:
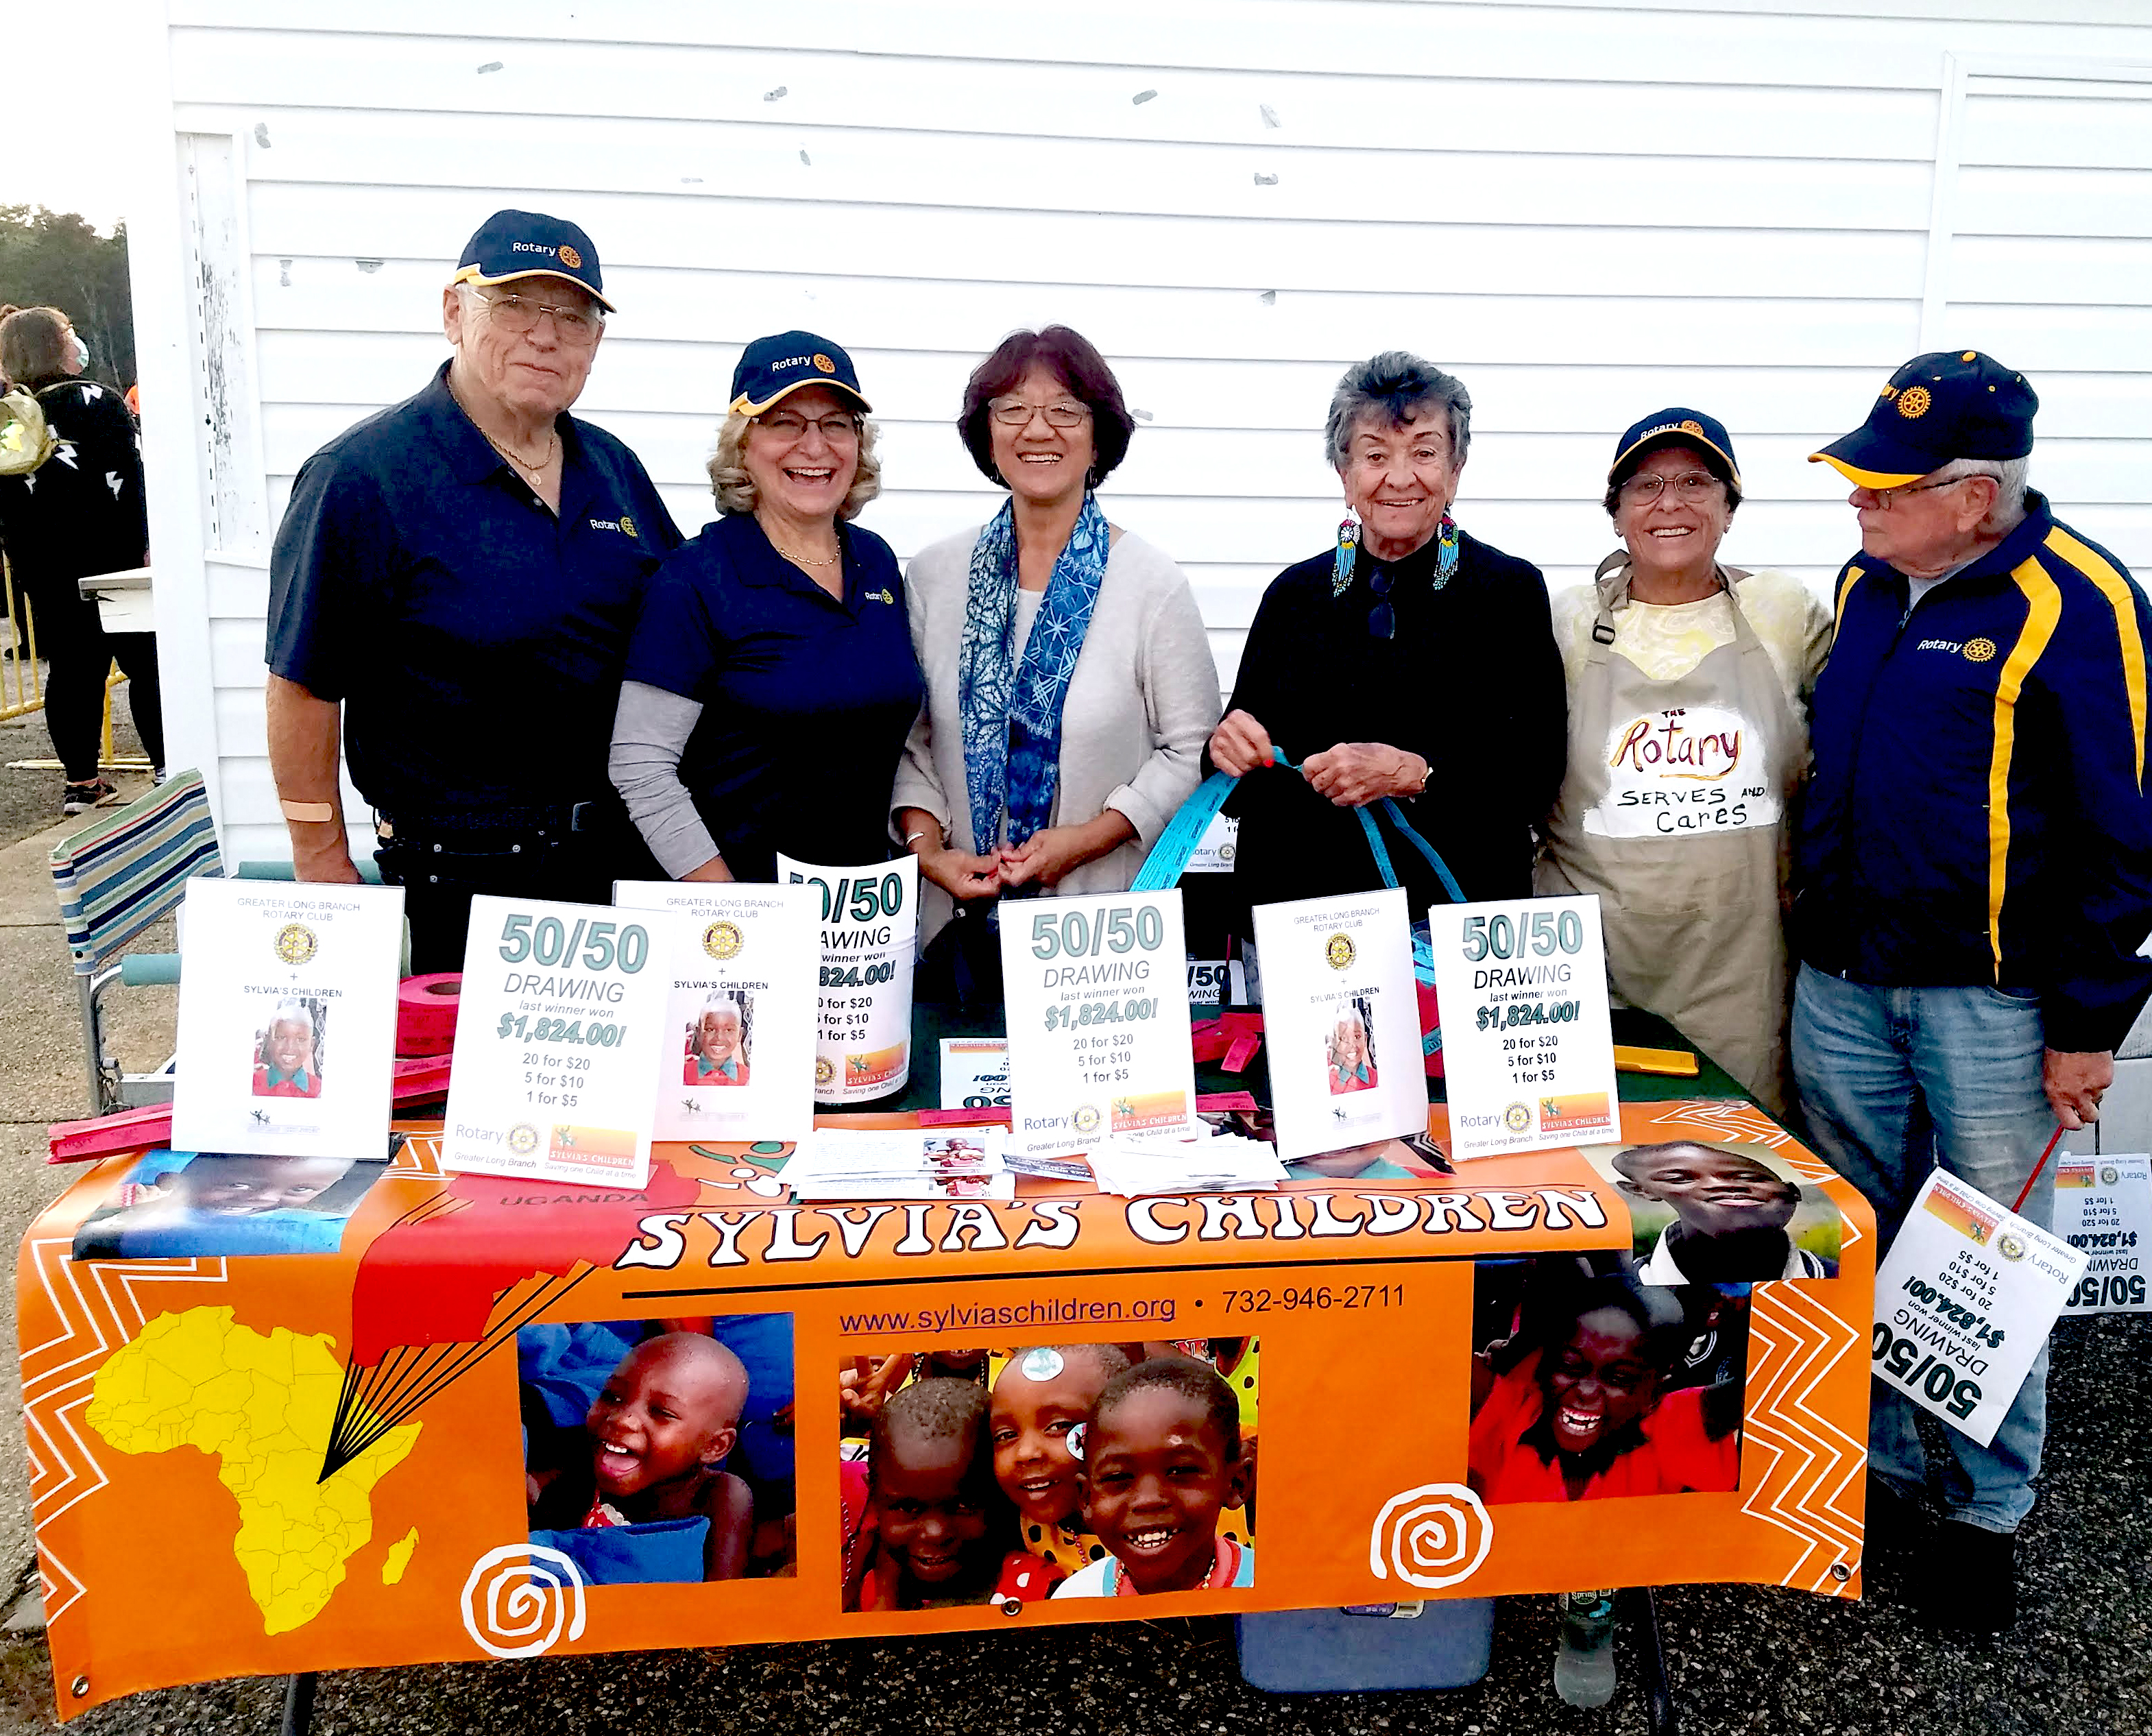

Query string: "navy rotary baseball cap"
[[1812, 350, 2037, 489], [453, 209, 614, 311], [1609, 409, 1741, 491], [729, 331, 872, 416]]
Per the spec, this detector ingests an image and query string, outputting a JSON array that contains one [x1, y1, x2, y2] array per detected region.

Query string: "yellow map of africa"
[[85, 1306, 422, 1635]]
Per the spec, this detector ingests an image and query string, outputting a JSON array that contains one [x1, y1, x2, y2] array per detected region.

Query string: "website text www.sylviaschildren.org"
[[839, 1294, 1176, 1336]]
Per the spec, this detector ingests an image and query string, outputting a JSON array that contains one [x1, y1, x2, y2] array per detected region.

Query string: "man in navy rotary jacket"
[[1793, 350, 2152, 1632]]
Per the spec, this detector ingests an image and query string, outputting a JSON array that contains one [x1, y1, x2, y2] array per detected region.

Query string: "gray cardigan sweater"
[[892, 523, 1222, 948]]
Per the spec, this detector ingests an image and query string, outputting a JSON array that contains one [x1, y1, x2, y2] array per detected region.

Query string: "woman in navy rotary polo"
[[611, 333, 923, 882]]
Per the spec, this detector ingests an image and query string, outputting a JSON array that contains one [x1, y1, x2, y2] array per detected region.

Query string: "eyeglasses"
[[989, 399, 1090, 429], [1619, 471, 1722, 505], [468, 287, 603, 345], [756, 410, 860, 443], [1860, 474, 1971, 511], [1368, 566, 1395, 640]]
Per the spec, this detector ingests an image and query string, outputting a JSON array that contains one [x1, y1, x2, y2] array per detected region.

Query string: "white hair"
[[1934, 455, 2030, 536]]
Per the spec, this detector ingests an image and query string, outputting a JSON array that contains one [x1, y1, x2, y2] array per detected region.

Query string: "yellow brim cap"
[[731, 377, 872, 417], [452, 263, 616, 313], [1809, 451, 1924, 490]]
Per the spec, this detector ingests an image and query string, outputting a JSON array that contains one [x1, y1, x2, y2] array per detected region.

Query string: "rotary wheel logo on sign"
[[815, 1057, 836, 1087], [1325, 933, 1356, 971], [1503, 1102, 1532, 1133], [703, 921, 743, 961], [274, 923, 318, 966], [1073, 1104, 1102, 1135], [507, 1124, 540, 1157]]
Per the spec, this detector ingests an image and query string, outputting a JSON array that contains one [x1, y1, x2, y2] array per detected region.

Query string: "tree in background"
[[0, 206, 134, 387]]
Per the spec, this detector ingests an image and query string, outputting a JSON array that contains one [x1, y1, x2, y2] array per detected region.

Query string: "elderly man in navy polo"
[[1793, 350, 2152, 1630], [266, 210, 681, 969]]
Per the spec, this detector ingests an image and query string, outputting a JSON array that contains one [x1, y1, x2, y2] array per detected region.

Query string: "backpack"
[[0, 388, 53, 477]]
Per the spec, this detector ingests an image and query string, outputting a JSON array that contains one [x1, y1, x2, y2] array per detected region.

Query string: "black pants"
[[376, 809, 662, 974], [25, 583, 165, 782]]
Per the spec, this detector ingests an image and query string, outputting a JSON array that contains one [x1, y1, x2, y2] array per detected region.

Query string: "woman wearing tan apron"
[[1537, 410, 1831, 1114]]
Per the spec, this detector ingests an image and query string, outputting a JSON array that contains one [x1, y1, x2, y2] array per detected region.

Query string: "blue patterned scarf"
[[956, 494, 1111, 854]]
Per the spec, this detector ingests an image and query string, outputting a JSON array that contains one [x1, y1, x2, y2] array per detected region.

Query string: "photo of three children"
[[839, 1340, 1258, 1611]]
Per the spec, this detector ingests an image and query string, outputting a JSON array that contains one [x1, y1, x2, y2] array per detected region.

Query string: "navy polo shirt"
[[624, 511, 925, 880], [267, 361, 681, 819]]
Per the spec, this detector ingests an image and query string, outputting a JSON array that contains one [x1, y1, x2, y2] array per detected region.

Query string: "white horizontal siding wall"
[[138, 0, 2152, 866]]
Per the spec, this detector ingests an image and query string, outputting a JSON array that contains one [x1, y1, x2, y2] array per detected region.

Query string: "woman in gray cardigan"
[[893, 326, 1220, 976]]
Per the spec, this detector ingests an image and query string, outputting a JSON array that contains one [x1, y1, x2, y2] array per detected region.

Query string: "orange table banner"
[[21, 1097, 1872, 1718]]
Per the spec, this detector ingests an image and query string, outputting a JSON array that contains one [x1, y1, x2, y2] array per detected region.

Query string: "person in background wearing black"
[[265, 210, 679, 969], [1207, 351, 1566, 928], [0, 306, 166, 815]]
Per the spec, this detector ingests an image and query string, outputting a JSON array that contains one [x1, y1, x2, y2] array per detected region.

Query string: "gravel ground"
[[1, 1310, 2142, 1736]]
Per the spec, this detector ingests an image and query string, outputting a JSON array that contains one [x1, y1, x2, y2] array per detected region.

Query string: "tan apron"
[[1535, 557, 1800, 1113]]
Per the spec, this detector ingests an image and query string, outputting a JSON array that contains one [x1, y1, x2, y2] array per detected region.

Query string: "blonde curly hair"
[[708, 408, 882, 520]]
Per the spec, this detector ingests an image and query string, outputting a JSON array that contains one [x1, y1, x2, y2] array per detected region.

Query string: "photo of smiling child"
[[526, 1327, 759, 1583], [1468, 1258, 1741, 1504], [72, 1148, 387, 1257], [990, 1343, 1131, 1573], [1325, 999, 1379, 1096], [683, 992, 752, 1087], [251, 998, 326, 1098], [1052, 1356, 1255, 1596], [1584, 1140, 1841, 1283], [841, 1377, 1050, 1610]]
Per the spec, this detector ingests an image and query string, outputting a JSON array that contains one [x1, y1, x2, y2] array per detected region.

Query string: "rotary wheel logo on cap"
[[703, 921, 743, 961], [812, 353, 836, 374], [1896, 385, 1932, 420], [1963, 638, 1997, 663], [557, 244, 583, 269], [1325, 933, 1356, 970], [1679, 419, 1704, 435], [274, 923, 318, 966], [620, 516, 638, 540]]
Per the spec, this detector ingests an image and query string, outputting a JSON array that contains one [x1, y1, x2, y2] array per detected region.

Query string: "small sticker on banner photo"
[[169, 877, 405, 1160], [1425, 894, 1618, 1159], [612, 880, 820, 1143], [2054, 1152, 2152, 1314], [1872, 1168, 2088, 1446], [777, 854, 918, 1105], [1250, 888, 1429, 1163], [440, 894, 686, 1188]]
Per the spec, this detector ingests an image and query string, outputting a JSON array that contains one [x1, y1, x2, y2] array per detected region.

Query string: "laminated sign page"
[[612, 880, 819, 1143], [1250, 888, 1429, 1162], [169, 878, 403, 1159], [442, 895, 681, 1187], [1426, 894, 1619, 1159], [1001, 888, 1196, 1157], [777, 854, 917, 1104]]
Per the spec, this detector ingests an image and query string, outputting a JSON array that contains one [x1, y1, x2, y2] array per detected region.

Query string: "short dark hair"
[[1093, 1355, 1242, 1463], [867, 1375, 987, 1493], [957, 326, 1135, 490], [1604, 438, 1743, 520], [1534, 1271, 1691, 1376], [1325, 351, 1472, 472]]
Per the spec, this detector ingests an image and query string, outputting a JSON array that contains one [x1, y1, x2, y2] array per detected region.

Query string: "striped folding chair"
[[50, 769, 223, 1115]]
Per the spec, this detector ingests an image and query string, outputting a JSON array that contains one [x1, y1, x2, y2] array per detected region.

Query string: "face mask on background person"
[[71, 335, 90, 370]]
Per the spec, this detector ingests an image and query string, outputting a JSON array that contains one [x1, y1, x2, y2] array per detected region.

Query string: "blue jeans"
[[1790, 965, 2057, 1532]]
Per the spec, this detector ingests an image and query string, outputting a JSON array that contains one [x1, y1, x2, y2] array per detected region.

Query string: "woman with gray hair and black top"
[[1209, 351, 1566, 921]]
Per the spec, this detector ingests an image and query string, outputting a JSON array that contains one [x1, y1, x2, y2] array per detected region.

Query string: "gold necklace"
[[479, 423, 558, 478], [773, 543, 841, 568]]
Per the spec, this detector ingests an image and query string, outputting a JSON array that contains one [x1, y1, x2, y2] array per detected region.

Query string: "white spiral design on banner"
[[1368, 1483, 1495, 1589], [460, 1544, 589, 1660]]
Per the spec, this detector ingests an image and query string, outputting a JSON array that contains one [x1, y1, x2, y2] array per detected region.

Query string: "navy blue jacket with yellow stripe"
[[1793, 492, 2152, 1054]]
